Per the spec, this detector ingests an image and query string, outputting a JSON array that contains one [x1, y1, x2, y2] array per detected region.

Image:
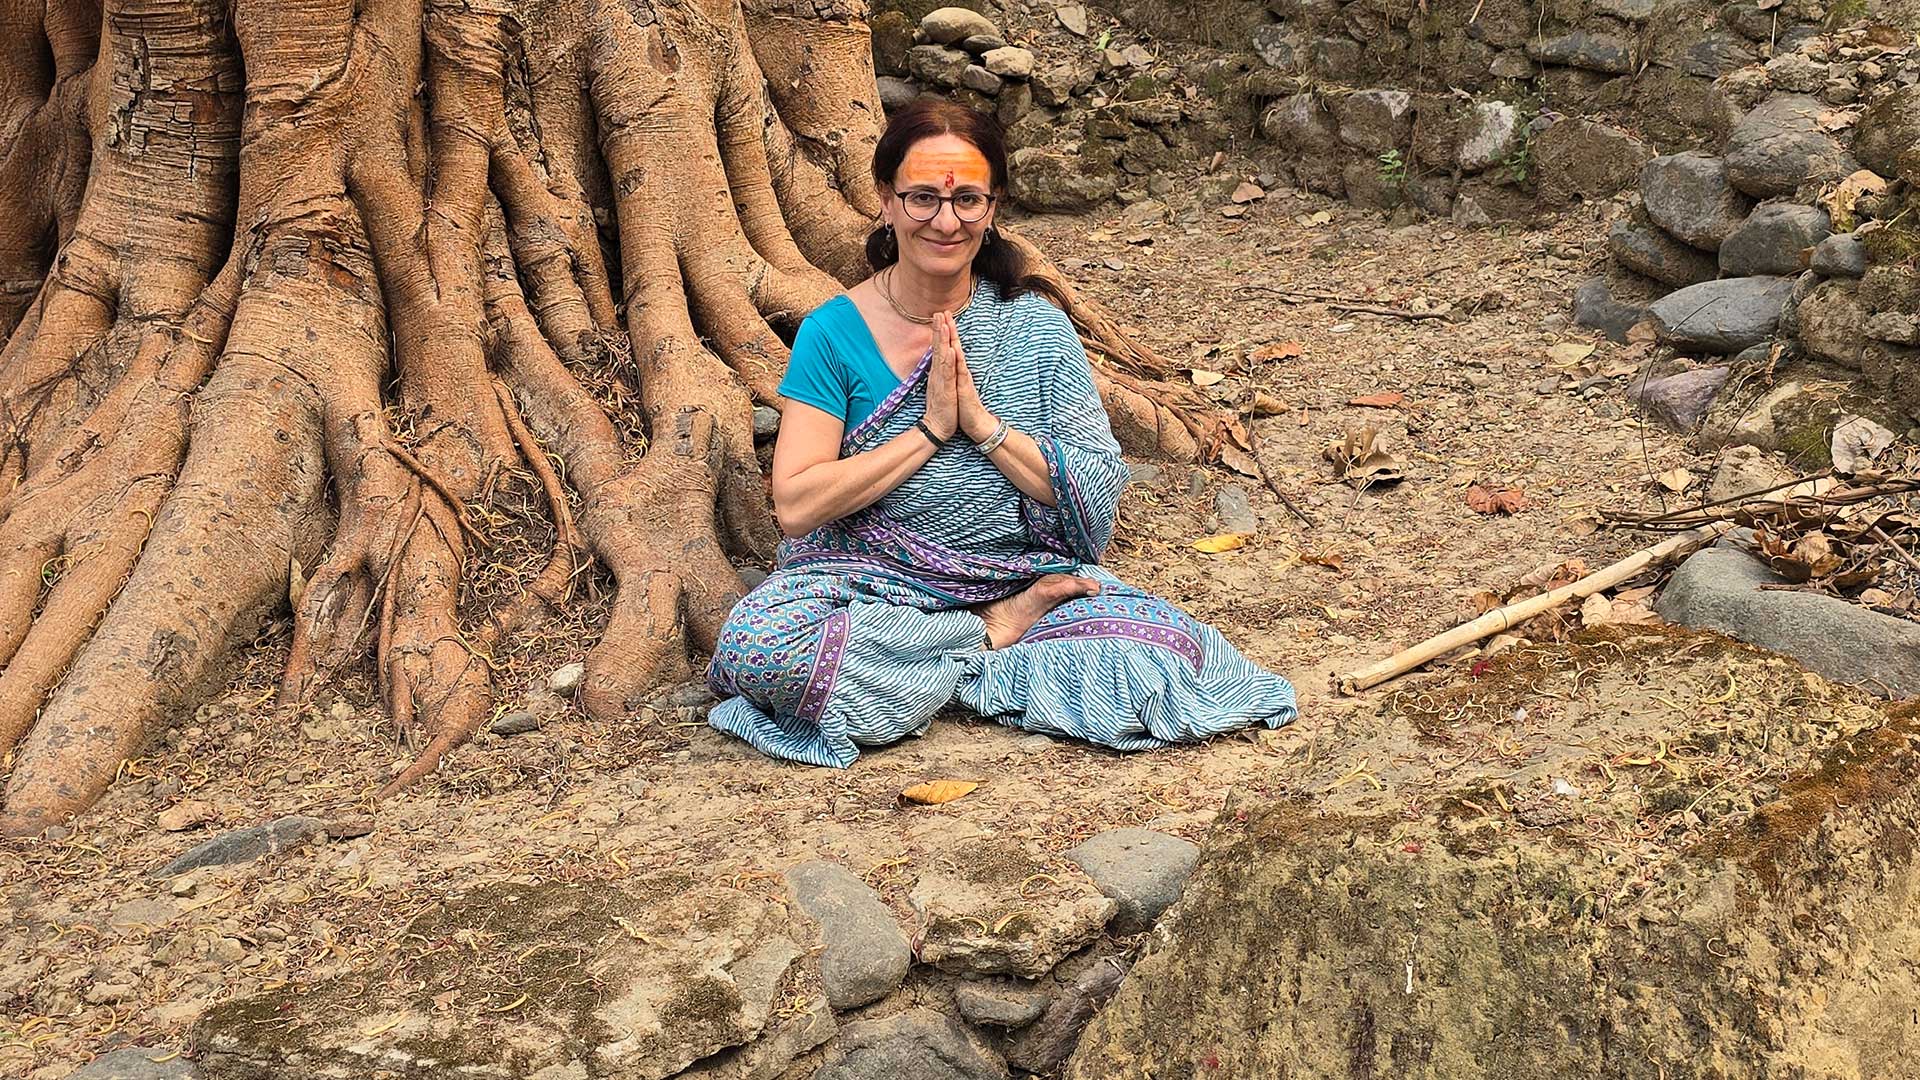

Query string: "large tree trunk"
[[0, 0, 1211, 835]]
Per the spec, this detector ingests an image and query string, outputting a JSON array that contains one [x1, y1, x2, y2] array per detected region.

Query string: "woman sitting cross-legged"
[[705, 99, 1297, 766]]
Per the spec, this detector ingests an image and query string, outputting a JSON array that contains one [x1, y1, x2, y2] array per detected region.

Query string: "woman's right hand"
[[922, 311, 959, 440]]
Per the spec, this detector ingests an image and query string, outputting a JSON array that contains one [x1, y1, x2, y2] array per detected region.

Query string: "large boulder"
[[1532, 119, 1652, 204], [1724, 93, 1859, 198], [1788, 277, 1869, 368], [1640, 152, 1751, 251], [1608, 206, 1720, 286], [1647, 276, 1795, 354], [1067, 630, 1920, 1079], [1717, 201, 1830, 277], [1659, 549, 1920, 697], [1331, 89, 1413, 154], [1851, 85, 1920, 181], [907, 45, 972, 89]]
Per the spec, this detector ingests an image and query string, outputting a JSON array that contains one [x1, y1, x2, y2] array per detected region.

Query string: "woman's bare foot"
[[976, 574, 1101, 649]]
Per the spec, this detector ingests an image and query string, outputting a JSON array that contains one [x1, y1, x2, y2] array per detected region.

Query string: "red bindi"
[[944, 171, 954, 188]]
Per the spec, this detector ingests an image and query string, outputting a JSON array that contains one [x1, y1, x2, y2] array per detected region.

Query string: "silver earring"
[[984, 225, 995, 245]]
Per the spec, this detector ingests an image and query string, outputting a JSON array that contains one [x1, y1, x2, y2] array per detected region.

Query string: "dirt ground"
[[0, 181, 1735, 1077]]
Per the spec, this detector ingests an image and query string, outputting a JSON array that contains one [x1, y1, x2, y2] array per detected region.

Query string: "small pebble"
[[548, 662, 586, 695], [490, 710, 541, 736]]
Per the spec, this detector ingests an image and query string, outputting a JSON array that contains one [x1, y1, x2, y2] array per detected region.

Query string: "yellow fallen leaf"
[[1189, 368, 1226, 386], [1547, 342, 1595, 365], [1655, 466, 1694, 492], [901, 779, 979, 805], [1191, 533, 1247, 553]]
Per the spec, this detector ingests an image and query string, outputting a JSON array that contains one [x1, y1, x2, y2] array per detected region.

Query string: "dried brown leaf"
[[901, 779, 979, 805], [1466, 484, 1528, 515]]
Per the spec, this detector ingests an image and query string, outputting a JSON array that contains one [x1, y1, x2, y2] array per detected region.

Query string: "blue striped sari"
[[706, 283, 1297, 766]]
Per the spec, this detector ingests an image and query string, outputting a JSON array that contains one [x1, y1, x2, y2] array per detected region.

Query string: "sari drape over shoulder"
[[706, 282, 1296, 766]]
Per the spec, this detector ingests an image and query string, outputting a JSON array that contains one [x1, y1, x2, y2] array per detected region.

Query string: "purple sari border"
[[1022, 616, 1205, 673], [845, 347, 934, 451], [795, 609, 851, 724]]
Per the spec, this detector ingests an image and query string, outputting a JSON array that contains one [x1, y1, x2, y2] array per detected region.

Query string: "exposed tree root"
[[0, 0, 1235, 834]]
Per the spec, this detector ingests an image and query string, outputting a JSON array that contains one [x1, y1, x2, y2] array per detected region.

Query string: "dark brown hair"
[[865, 98, 1062, 306]]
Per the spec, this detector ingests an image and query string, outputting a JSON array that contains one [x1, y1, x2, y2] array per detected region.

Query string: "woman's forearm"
[[773, 426, 941, 537], [979, 429, 1055, 505]]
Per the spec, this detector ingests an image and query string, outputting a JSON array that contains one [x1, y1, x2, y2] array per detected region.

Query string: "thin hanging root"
[[477, 380, 581, 645], [376, 480, 427, 716], [380, 439, 486, 549]]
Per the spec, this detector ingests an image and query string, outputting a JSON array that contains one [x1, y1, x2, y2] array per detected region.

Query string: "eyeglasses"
[[893, 188, 996, 223]]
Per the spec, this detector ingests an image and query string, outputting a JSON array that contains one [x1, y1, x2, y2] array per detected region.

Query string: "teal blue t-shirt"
[[778, 295, 904, 430]]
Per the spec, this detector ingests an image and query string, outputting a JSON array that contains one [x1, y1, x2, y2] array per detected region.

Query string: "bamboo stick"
[[1335, 520, 1734, 695]]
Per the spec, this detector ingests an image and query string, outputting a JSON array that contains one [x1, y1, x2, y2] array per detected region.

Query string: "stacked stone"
[[875, 7, 1039, 125], [1573, 20, 1920, 436]]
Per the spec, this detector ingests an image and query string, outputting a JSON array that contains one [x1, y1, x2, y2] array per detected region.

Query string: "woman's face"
[[882, 134, 996, 278]]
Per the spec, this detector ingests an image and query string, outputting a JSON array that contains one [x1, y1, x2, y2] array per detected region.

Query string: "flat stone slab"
[[786, 860, 911, 1011], [954, 980, 1051, 1029], [61, 1049, 198, 1079], [910, 838, 1115, 978], [195, 877, 821, 1080], [1064, 829, 1201, 934], [1657, 548, 1920, 697], [149, 816, 329, 879]]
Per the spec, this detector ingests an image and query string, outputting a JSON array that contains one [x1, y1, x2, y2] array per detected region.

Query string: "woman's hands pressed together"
[[923, 310, 960, 442], [934, 312, 997, 444]]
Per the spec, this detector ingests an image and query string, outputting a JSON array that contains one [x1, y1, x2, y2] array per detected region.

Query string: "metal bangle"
[[973, 418, 1010, 455]]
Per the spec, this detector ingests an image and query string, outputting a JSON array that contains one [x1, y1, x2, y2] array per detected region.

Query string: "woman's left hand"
[[942, 312, 996, 443]]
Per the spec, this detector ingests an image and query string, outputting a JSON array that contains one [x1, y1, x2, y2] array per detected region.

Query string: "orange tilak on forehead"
[[898, 141, 991, 191]]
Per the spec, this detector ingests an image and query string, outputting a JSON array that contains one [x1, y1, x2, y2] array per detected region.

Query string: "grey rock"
[[1489, 50, 1534, 79], [994, 81, 1032, 127], [1527, 30, 1633, 75], [1708, 444, 1795, 503], [876, 77, 918, 114], [1640, 152, 1752, 251], [548, 661, 586, 695], [1720, 1, 1779, 41], [1628, 366, 1731, 432], [1457, 101, 1521, 174], [1790, 278, 1868, 367], [813, 1009, 1005, 1080], [786, 861, 911, 1011], [1250, 25, 1298, 71], [1126, 462, 1163, 487], [150, 816, 329, 879], [1679, 32, 1756, 79], [1065, 828, 1202, 934], [1308, 35, 1362, 77], [1213, 484, 1257, 535], [1862, 266, 1920, 316], [1453, 193, 1495, 228], [959, 64, 1003, 95], [1591, 0, 1653, 20], [1009, 148, 1115, 212], [919, 7, 998, 46], [1331, 89, 1413, 155], [1766, 52, 1828, 94], [1259, 93, 1341, 156], [1657, 548, 1920, 697], [1004, 957, 1129, 1073], [908, 45, 972, 89], [1724, 94, 1858, 198], [981, 46, 1033, 79], [958, 33, 1007, 54], [682, 996, 836, 1080], [953, 981, 1050, 1029], [1851, 86, 1920, 179], [1031, 61, 1089, 108], [1719, 202, 1830, 277], [1810, 232, 1868, 278], [1865, 311, 1920, 346], [1647, 276, 1795, 353], [752, 405, 783, 438], [1608, 209, 1720, 286], [738, 566, 769, 592], [1824, 78, 1859, 107], [1571, 278, 1649, 344], [490, 709, 541, 735], [61, 1049, 199, 1080]]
